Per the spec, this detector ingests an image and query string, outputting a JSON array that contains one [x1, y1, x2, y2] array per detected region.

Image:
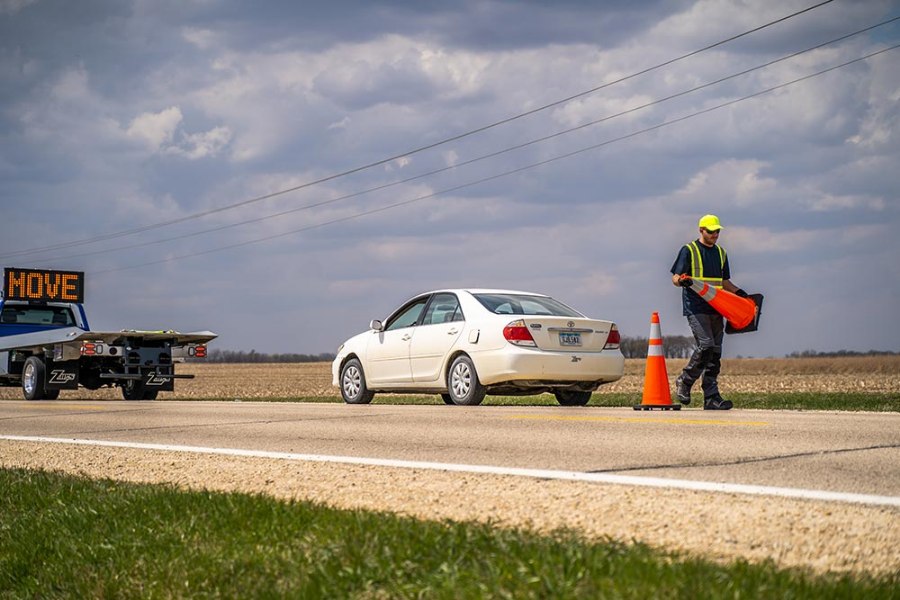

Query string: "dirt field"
[[1, 356, 898, 400]]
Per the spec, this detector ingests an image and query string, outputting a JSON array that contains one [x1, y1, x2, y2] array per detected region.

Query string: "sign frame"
[[3, 267, 85, 303]]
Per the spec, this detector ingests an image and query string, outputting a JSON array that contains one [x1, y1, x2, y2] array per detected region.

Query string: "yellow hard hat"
[[698, 214, 722, 231]]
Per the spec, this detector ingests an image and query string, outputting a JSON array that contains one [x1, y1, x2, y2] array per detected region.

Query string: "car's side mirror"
[[370, 319, 384, 332]]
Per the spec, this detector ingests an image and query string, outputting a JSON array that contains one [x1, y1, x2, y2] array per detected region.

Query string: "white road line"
[[3, 434, 899, 508]]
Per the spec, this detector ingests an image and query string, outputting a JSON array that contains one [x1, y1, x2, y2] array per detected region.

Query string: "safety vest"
[[685, 241, 726, 289]]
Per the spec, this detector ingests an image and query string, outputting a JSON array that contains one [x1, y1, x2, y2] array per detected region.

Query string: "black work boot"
[[675, 376, 692, 406], [703, 395, 733, 410]]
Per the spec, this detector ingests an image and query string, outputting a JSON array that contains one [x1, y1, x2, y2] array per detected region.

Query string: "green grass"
[[1, 468, 896, 599], [209, 392, 900, 411]]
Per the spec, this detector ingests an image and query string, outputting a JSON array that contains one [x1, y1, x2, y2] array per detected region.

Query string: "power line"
[[91, 43, 899, 275], [34, 16, 900, 266], [0, 0, 836, 261]]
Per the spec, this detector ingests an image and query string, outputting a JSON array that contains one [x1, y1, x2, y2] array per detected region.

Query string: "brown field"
[[1, 355, 898, 400]]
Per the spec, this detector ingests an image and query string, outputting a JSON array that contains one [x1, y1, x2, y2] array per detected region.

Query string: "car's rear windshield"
[[473, 293, 583, 317]]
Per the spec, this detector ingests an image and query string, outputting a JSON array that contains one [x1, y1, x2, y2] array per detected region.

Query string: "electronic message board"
[[3, 268, 85, 303]]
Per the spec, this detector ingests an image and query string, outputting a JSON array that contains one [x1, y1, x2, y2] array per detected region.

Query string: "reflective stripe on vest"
[[686, 241, 726, 288]]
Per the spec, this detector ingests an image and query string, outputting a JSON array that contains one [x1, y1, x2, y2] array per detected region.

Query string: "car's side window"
[[385, 297, 428, 331], [422, 293, 464, 325]]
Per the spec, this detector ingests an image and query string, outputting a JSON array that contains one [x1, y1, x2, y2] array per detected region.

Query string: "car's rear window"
[[473, 294, 583, 317]]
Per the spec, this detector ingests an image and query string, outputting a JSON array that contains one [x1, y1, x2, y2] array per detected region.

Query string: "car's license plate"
[[559, 332, 581, 346]]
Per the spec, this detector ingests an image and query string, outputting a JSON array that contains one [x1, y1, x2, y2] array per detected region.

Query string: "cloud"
[[127, 106, 183, 150], [1, 0, 898, 355], [0, 0, 36, 15]]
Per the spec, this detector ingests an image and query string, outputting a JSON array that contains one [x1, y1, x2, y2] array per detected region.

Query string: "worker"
[[670, 214, 748, 410]]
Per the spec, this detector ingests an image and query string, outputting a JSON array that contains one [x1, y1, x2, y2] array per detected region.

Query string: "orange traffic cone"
[[678, 275, 759, 330], [634, 312, 680, 411]]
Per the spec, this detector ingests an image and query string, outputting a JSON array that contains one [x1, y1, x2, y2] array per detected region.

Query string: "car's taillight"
[[503, 319, 536, 347], [604, 325, 620, 350]]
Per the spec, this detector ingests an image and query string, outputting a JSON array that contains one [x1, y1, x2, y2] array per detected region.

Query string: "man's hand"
[[678, 275, 693, 288]]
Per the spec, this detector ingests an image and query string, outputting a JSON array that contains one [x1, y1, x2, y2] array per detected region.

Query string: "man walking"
[[671, 214, 747, 410]]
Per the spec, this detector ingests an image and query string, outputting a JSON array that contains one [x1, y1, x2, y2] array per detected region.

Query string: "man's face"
[[700, 228, 720, 246]]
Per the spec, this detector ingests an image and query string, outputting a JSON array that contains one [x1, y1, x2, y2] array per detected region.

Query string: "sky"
[[1, 0, 898, 358]]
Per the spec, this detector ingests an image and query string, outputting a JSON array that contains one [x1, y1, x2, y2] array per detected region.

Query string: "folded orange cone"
[[634, 312, 680, 411]]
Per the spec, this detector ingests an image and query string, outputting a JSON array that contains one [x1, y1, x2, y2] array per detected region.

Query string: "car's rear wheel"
[[341, 358, 375, 404], [554, 390, 592, 406], [447, 355, 486, 406], [440, 393, 454, 405]]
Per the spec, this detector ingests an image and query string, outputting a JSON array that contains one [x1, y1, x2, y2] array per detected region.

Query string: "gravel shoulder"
[[2, 439, 898, 577]]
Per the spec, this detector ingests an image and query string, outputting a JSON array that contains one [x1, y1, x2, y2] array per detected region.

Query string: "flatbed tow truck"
[[0, 267, 216, 400]]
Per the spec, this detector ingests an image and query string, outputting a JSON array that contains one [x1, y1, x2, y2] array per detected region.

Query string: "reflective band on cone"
[[634, 312, 680, 411]]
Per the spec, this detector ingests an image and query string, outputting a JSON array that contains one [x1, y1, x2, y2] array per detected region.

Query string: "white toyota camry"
[[332, 289, 624, 406]]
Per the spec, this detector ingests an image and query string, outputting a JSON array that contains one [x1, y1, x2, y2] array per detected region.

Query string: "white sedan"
[[332, 289, 624, 406]]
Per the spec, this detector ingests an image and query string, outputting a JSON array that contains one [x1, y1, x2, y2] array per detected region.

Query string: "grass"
[[1, 468, 896, 599], [209, 392, 900, 411]]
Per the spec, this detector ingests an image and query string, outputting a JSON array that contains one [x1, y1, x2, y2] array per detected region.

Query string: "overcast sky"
[[1, 0, 898, 358]]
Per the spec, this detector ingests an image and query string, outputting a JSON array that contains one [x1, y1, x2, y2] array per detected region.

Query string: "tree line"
[[203, 349, 336, 363], [200, 337, 696, 362], [195, 343, 895, 363]]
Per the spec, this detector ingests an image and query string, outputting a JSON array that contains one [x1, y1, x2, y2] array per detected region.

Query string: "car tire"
[[341, 358, 375, 404], [440, 393, 454, 405], [447, 355, 486, 406], [554, 390, 592, 406], [22, 356, 58, 400]]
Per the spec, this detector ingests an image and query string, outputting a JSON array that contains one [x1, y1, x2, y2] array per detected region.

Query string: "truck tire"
[[22, 356, 59, 401], [554, 390, 592, 406], [122, 378, 158, 401]]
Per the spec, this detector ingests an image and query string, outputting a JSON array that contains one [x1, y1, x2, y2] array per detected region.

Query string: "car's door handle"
[[447, 329, 458, 335], [402, 334, 412, 341]]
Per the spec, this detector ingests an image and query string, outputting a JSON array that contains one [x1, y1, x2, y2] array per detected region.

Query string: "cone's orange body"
[[682, 277, 757, 329], [634, 312, 679, 410]]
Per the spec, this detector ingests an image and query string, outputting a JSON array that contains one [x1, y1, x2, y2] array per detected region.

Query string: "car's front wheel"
[[446, 355, 486, 406], [554, 390, 592, 406], [341, 358, 375, 404]]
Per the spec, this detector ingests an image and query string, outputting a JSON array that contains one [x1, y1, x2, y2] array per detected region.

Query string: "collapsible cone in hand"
[[634, 312, 680, 411], [678, 275, 757, 330]]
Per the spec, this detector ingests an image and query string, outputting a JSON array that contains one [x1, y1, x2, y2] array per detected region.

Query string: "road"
[[1, 400, 898, 500]]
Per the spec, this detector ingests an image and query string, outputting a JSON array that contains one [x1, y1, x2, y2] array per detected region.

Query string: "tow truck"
[[0, 267, 216, 400]]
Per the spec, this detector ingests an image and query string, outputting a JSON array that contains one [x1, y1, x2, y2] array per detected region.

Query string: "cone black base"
[[633, 405, 681, 411]]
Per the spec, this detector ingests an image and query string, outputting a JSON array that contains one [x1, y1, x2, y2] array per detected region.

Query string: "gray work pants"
[[680, 313, 725, 398]]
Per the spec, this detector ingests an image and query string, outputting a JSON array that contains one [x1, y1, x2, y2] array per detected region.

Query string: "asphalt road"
[[1, 400, 899, 499]]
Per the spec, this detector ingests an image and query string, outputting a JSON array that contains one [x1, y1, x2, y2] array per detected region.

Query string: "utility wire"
[[35, 16, 899, 266], [0, 0, 835, 260], [91, 43, 899, 275]]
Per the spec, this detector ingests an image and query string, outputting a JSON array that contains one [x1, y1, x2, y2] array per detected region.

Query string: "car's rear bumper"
[[471, 346, 624, 386]]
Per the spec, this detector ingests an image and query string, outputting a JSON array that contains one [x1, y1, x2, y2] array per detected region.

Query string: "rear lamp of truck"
[[503, 319, 536, 347], [81, 342, 104, 356], [604, 325, 620, 350], [188, 345, 207, 358]]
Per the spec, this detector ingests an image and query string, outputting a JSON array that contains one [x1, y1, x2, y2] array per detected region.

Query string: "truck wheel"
[[122, 378, 157, 401], [22, 356, 58, 400], [554, 390, 592, 406]]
